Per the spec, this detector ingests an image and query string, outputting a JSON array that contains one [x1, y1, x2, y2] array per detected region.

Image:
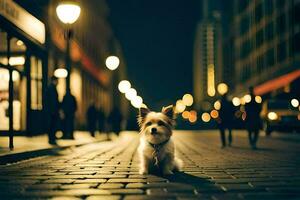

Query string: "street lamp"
[[105, 55, 120, 71], [56, 1, 81, 92]]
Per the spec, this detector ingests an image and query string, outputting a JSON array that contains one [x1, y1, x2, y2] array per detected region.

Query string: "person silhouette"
[[218, 93, 235, 148], [245, 86, 262, 149], [61, 89, 77, 139], [108, 106, 123, 136], [86, 102, 97, 137], [45, 76, 60, 145], [98, 108, 106, 134]]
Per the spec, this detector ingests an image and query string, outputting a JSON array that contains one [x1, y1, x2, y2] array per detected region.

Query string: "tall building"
[[193, 0, 223, 110], [232, 0, 300, 97]]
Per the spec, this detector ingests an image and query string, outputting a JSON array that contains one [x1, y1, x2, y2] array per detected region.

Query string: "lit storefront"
[[0, 0, 46, 134]]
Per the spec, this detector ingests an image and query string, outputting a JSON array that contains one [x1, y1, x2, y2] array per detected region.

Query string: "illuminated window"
[[30, 56, 43, 110]]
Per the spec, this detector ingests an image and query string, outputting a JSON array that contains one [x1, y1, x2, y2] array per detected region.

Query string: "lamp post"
[[106, 55, 120, 107], [56, 1, 81, 93]]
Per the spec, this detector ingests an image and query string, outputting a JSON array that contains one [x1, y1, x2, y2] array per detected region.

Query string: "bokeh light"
[[131, 96, 143, 108], [291, 99, 299, 108], [217, 83, 228, 95], [244, 94, 252, 103], [188, 114, 197, 123], [255, 96, 262, 103], [210, 110, 219, 119], [125, 88, 137, 100], [54, 68, 68, 78], [268, 112, 278, 120], [105, 56, 120, 70], [232, 97, 240, 106], [201, 112, 211, 122], [175, 100, 186, 113], [214, 100, 221, 110], [182, 111, 190, 119], [182, 94, 193, 106], [118, 80, 131, 93], [56, 3, 81, 24]]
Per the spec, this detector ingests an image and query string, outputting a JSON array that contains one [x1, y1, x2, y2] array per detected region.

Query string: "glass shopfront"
[[0, 27, 45, 134], [0, 0, 46, 135]]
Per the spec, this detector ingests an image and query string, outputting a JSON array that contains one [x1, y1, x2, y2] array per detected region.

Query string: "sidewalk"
[[0, 131, 109, 162], [0, 130, 299, 199]]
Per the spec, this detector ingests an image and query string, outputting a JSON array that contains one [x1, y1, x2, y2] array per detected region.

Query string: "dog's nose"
[[151, 127, 157, 134]]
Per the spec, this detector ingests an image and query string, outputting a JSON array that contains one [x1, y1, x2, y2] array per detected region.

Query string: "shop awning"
[[254, 69, 300, 95]]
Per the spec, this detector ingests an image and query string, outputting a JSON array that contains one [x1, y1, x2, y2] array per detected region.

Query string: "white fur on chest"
[[138, 136, 180, 175], [138, 137, 174, 161]]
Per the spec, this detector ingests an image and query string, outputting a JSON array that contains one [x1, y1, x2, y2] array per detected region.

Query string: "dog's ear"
[[162, 105, 174, 119], [138, 107, 150, 126]]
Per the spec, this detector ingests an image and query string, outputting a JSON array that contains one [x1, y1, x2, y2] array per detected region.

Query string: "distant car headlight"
[[268, 112, 278, 120]]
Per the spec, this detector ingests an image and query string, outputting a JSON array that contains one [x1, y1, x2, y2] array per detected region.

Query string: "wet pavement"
[[0, 130, 300, 200]]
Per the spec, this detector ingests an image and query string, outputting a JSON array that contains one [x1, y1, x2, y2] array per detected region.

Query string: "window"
[[239, 0, 249, 13], [276, 0, 285, 9], [266, 48, 275, 67], [294, 32, 300, 53], [256, 29, 264, 48], [276, 14, 286, 35], [265, 0, 274, 16], [255, 3, 263, 23], [294, 3, 300, 24], [277, 41, 286, 63], [241, 40, 251, 59], [265, 22, 274, 41], [30, 56, 43, 110], [257, 55, 264, 73], [240, 16, 250, 35]]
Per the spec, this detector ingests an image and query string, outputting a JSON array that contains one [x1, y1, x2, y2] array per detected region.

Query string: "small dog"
[[137, 105, 182, 175]]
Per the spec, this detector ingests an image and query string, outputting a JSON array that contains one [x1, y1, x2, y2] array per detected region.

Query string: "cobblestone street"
[[0, 130, 300, 200]]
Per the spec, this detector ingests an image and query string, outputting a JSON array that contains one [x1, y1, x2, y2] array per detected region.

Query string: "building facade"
[[0, 0, 127, 136], [232, 0, 300, 97], [193, 0, 223, 110]]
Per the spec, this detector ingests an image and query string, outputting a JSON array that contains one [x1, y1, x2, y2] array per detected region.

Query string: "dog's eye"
[[145, 122, 152, 126], [157, 120, 165, 126]]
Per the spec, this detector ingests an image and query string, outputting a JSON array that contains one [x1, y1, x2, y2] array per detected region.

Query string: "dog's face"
[[138, 105, 175, 144]]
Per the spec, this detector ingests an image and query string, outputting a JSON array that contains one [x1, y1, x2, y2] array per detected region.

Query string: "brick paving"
[[0, 130, 300, 199]]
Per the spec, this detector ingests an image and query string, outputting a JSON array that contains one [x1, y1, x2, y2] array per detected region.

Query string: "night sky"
[[107, 0, 201, 110]]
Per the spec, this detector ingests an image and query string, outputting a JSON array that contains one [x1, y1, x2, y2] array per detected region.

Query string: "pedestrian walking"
[[61, 89, 77, 139], [108, 106, 123, 136], [98, 108, 106, 134], [86, 103, 97, 137], [245, 86, 262, 149], [45, 76, 60, 145], [218, 93, 235, 148]]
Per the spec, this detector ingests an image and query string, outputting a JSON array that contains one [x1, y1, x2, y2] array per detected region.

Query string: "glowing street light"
[[232, 97, 241, 106], [217, 83, 228, 95], [131, 96, 143, 108], [291, 99, 299, 108], [244, 94, 252, 103], [56, 1, 81, 93], [210, 110, 219, 119], [105, 56, 120, 71], [125, 88, 137, 101], [255, 96, 262, 103], [214, 100, 221, 110], [201, 112, 211, 122], [182, 111, 190, 119], [118, 80, 131, 93], [188, 114, 197, 123], [182, 94, 193, 106], [56, 2, 81, 24], [175, 100, 186, 113], [54, 68, 68, 78]]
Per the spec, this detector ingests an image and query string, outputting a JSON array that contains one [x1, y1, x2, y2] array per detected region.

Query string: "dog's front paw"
[[139, 168, 148, 175]]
